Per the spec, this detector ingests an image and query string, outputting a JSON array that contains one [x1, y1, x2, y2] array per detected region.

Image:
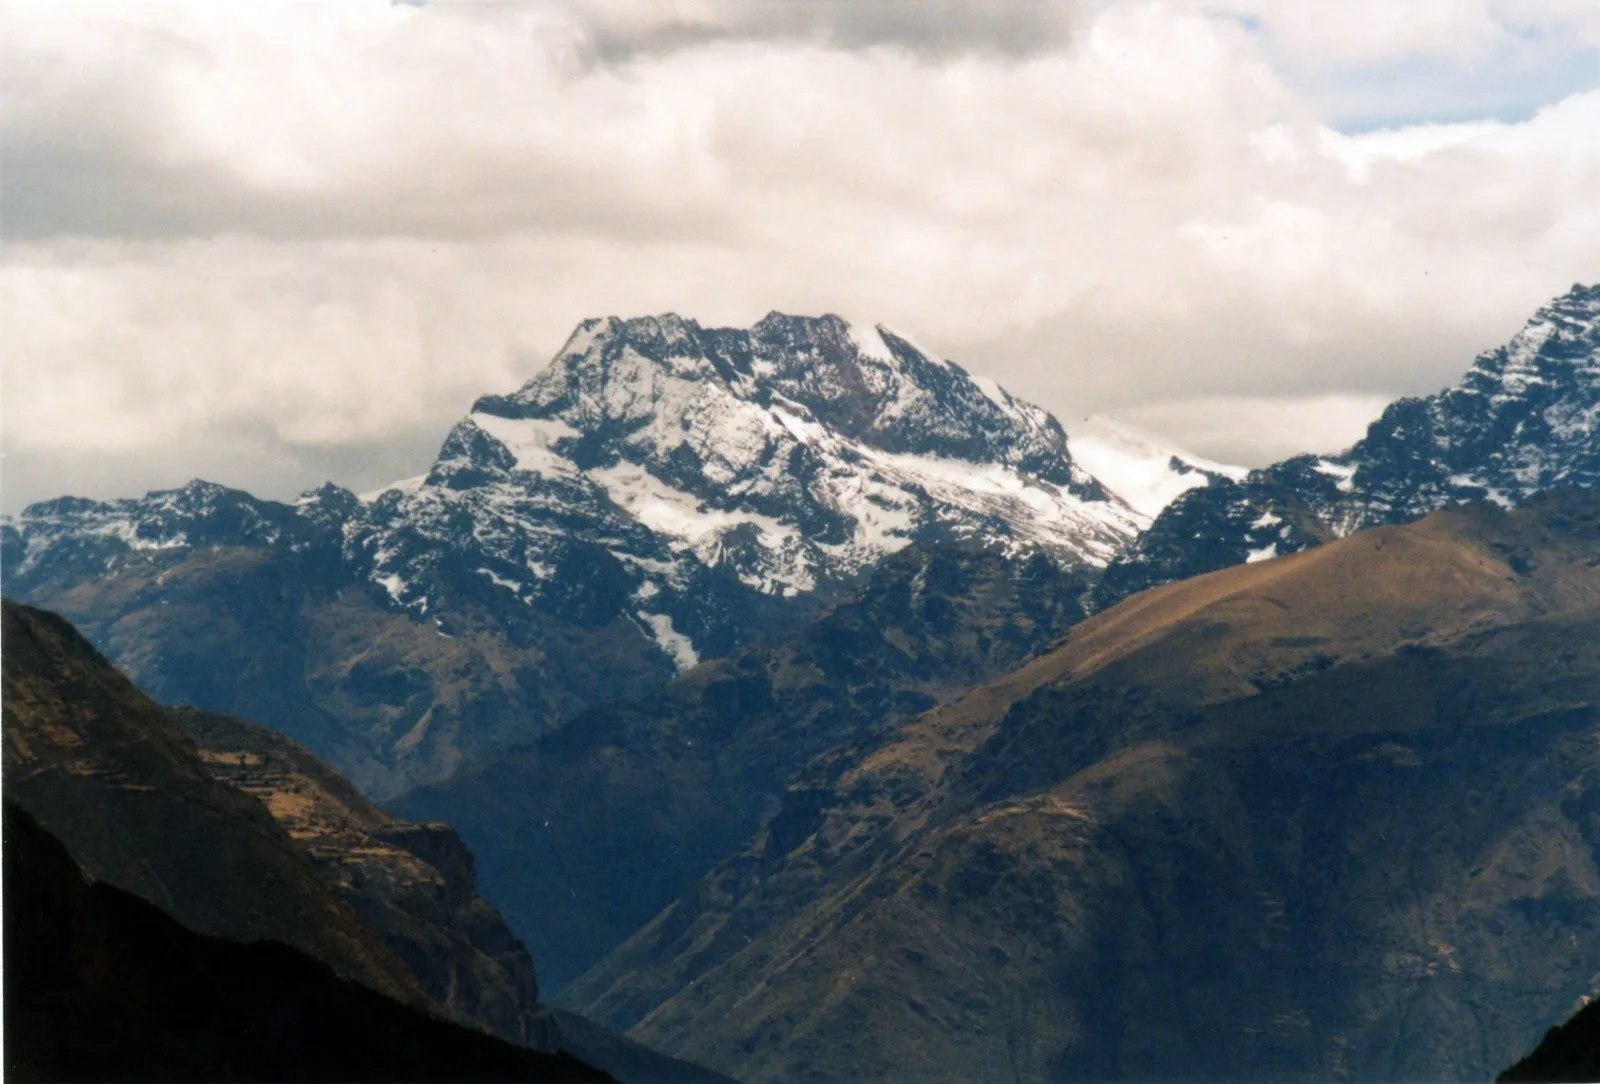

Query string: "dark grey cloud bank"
[[571, 0, 1085, 64]]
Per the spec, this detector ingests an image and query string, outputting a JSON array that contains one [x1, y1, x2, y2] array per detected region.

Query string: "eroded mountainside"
[[571, 491, 1600, 1083], [397, 543, 1092, 989], [175, 707, 735, 1084], [1099, 282, 1600, 605]]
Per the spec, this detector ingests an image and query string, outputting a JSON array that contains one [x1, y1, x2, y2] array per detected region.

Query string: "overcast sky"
[[3, 0, 1598, 512]]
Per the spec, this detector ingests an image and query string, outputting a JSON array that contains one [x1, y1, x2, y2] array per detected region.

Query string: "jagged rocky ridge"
[[1, 314, 1146, 795], [1098, 282, 1600, 604]]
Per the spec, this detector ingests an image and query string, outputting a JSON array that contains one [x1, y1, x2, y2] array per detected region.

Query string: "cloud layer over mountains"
[[3, 0, 1597, 509]]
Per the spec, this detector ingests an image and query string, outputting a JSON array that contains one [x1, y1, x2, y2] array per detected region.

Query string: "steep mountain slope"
[[4, 800, 609, 1084], [1, 599, 425, 1006], [175, 707, 561, 1051], [3, 313, 1141, 797], [572, 491, 1600, 1083], [1099, 282, 1600, 605], [397, 543, 1092, 991], [176, 707, 734, 1084]]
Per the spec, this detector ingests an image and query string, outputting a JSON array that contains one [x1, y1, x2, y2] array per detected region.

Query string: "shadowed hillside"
[[572, 491, 1600, 1082], [1, 599, 424, 1005], [3, 799, 609, 1083], [1500, 998, 1600, 1082], [398, 544, 1091, 989]]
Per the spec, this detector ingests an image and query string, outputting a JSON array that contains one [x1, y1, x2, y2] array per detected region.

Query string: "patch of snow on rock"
[[1245, 543, 1278, 564], [1069, 415, 1246, 520], [640, 612, 699, 671]]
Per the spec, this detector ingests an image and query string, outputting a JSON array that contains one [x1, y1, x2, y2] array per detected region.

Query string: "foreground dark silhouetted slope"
[[1500, 998, 1600, 1082], [3, 598, 721, 1083], [3, 799, 609, 1084], [1, 599, 424, 1005]]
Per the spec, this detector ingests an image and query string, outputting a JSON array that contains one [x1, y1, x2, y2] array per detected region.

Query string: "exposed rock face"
[[571, 492, 1600, 1083], [175, 708, 560, 1052], [439, 312, 1136, 612], [396, 543, 1094, 990], [1099, 283, 1600, 605], [1, 313, 1139, 798], [3, 799, 610, 1084]]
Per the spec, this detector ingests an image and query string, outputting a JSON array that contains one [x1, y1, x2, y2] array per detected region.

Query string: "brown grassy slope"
[[579, 491, 1600, 1082], [0, 599, 426, 1006]]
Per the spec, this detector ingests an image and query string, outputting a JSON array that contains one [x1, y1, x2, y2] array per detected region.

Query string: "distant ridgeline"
[[1097, 282, 1600, 605], [3, 287, 1596, 802]]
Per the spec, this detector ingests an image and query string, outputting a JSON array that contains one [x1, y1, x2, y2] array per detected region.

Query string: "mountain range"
[[5, 283, 1600, 1080], [11, 288, 1596, 802], [2, 312, 1153, 798]]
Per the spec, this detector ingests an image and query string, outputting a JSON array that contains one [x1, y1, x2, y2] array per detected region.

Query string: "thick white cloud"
[[1, 0, 1597, 511]]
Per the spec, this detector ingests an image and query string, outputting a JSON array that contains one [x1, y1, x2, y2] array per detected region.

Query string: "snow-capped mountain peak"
[[6, 311, 1156, 677], [344, 311, 1149, 669]]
